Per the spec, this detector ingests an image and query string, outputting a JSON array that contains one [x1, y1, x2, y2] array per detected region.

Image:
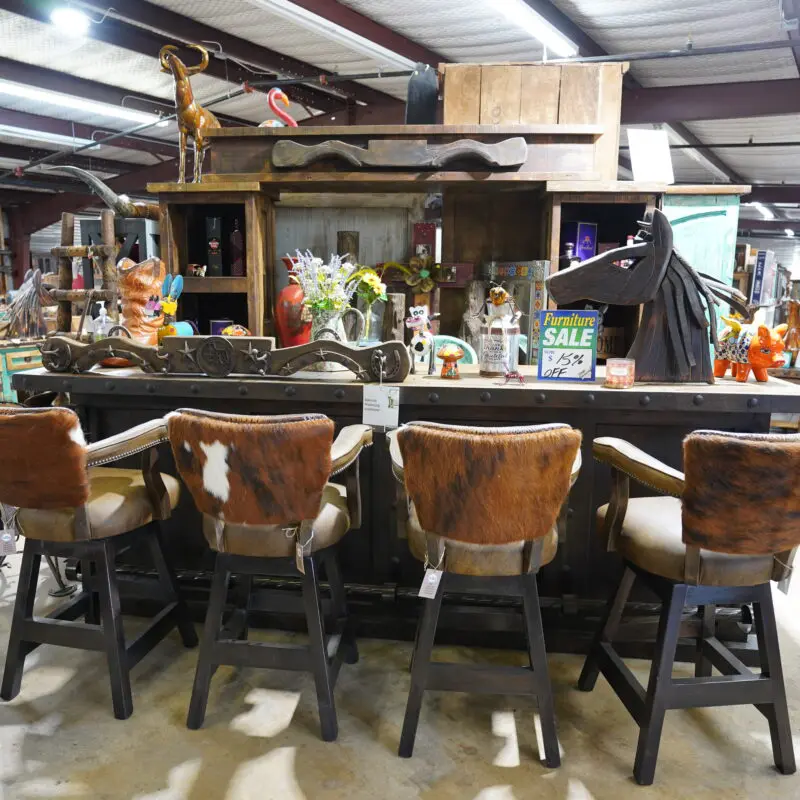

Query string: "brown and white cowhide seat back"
[[166, 409, 334, 525], [683, 430, 800, 556], [397, 422, 581, 546], [0, 405, 88, 510]]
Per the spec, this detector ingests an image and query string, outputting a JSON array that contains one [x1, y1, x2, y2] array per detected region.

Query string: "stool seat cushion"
[[407, 504, 558, 576], [597, 496, 777, 586], [16, 467, 180, 543], [201, 483, 350, 558]]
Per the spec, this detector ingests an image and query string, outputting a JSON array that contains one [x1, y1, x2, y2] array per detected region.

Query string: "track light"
[[486, 0, 578, 58], [786, 228, 795, 237]]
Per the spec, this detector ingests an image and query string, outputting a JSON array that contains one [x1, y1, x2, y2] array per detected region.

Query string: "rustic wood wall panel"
[[479, 65, 522, 125], [519, 65, 562, 124], [594, 63, 626, 181], [558, 65, 601, 124], [273, 206, 412, 292], [442, 64, 482, 124]]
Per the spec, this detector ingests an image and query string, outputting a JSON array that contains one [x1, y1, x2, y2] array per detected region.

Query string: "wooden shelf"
[[182, 277, 248, 294]]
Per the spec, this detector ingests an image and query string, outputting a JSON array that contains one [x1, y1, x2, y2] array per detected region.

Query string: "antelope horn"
[[55, 166, 160, 221], [185, 44, 210, 75], [159, 44, 178, 70]]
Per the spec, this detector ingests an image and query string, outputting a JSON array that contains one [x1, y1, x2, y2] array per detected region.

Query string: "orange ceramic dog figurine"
[[714, 317, 788, 382]]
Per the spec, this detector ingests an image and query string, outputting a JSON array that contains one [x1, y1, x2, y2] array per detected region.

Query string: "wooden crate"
[[440, 62, 627, 181]]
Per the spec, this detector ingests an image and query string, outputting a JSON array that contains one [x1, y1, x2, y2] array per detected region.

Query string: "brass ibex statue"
[[159, 44, 221, 184]]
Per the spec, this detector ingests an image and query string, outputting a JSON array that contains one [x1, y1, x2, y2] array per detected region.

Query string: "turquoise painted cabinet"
[[1, 342, 43, 402]]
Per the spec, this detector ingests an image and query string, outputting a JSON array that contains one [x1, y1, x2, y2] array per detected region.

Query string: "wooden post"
[[100, 210, 119, 322], [382, 292, 405, 342], [56, 212, 75, 333], [244, 194, 268, 337]]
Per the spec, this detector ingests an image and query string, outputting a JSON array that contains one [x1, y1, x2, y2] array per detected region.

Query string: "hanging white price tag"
[[418, 568, 443, 599], [362, 384, 400, 429], [295, 542, 305, 574]]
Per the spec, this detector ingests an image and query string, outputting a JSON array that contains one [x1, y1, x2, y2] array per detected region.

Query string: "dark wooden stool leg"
[[695, 604, 715, 678], [1, 540, 41, 701], [522, 572, 560, 768], [236, 575, 253, 641], [149, 525, 198, 648], [578, 566, 636, 692], [325, 549, 358, 664], [82, 559, 100, 625], [633, 583, 688, 786], [399, 583, 444, 758], [303, 555, 338, 742], [754, 584, 796, 775], [95, 540, 133, 720], [187, 556, 230, 730]]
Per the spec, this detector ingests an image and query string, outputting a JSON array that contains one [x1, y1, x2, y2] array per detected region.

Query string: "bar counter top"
[[15, 364, 800, 415]]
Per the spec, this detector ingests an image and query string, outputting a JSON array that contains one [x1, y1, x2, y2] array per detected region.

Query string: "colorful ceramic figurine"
[[714, 317, 788, 382], [437, 343, 464, 379], [159, 44, 221, 183], [406, 305, 436, 375], [155, 274, 194, 342], [259, 88, 298, 128], [479, 285, 522, 378]]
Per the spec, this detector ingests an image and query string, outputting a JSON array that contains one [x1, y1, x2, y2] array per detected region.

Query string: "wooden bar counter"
[[15, 365, 800, 654]]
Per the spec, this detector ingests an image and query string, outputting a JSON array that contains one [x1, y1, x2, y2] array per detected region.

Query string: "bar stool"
[[389, 421, 582, 764], [579, 432, 799, 785], [0, 406, 197, 720], [166, 410, 371, 742]]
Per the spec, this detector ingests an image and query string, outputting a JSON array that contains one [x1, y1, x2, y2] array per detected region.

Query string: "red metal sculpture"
[[159, 44, 221, 183]]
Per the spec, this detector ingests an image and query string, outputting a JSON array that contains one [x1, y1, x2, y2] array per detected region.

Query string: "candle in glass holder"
[[604, 358, 635, 389]]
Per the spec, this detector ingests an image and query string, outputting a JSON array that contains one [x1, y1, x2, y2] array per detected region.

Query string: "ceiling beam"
[[0, 173, 83, 192], [0, 142, 136, 175], [737, 218, 800, 233], [523, 0, 745, 183], [0, 57, 251, 128], [15, 158, 177, 234], [0, 0, 341, 114], [76, 0, 399, 110], [622, 79, 800, 124], [279, 0, 444, 66], [745, 185, 800, 203], [0, 108, 175, 158]]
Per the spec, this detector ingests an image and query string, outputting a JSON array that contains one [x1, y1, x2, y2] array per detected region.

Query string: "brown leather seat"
[[201, 483, 350, 558], [407, 504, 559, 576], [597, 496, 777, 587], [16, 466, 180, 543]]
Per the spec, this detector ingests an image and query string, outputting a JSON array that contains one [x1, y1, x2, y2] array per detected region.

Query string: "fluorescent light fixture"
[[0, 80, 163, 125], [49, 6, 91, 36], [753, 201, 776, 220], [663, 124, 732, 183], [247, 0, 416, 69], [0, 124, 96, 148], [786, 228, 795, 237], [486, 0, 578, 58]]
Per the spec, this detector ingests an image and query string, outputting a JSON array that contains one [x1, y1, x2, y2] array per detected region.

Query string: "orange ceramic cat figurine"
[[714, 317, 788, 382]]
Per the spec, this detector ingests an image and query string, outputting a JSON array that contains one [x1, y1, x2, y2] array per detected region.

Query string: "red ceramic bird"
[[259, 88, 298, 127]]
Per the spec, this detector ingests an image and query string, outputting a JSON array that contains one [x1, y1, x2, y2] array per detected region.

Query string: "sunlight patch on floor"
[[472, 786, 516, 800], [133, 758, 202, 800], [491, 711, 520, 768], [225, 747, 306, 800], [229, 689, 301, 738]]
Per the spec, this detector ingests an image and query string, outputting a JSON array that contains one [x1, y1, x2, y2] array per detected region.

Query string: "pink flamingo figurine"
[[259, 88, 298, 128]]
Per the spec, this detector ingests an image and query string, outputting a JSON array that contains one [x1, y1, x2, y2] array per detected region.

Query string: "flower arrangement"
[[289, 250, 358, 313], [349, 267, 387, 306]]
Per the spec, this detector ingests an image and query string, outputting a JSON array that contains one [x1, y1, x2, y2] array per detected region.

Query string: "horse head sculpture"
[[547, 209, 750, 383], [159, 44, 221, 184]]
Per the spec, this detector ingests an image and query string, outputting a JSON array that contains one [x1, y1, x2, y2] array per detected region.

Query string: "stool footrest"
[[426, 662, 537, 695], [596, 642, 646, 725], [21, 618, 105, 651], [125, 602, 181, 670]]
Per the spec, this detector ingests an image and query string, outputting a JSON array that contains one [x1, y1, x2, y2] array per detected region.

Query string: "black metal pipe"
[[554, 38, 800, 64], [622, 141, 800, 150]]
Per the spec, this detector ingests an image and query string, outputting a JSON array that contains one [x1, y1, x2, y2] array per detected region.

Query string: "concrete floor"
[[0, 559, 798, 800]]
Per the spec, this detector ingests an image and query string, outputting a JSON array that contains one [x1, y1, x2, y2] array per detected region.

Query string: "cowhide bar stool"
[[579, 432, 798, 785], [167, 410, 371, 742], [388, 421, 582, 764], [0, 405, 197, 720]]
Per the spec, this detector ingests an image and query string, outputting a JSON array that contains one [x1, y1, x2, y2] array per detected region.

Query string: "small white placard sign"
[[627, 128, 674, 185], [363, 384, 400, 429]]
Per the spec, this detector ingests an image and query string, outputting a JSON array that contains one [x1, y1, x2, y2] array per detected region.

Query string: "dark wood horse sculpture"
[[547, 209, 750, 383]]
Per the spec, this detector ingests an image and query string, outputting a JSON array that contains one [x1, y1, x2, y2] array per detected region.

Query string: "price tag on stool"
[[363, 384, 399, 429], [0, 530, 17, 556], [418, 568, 443, 599]]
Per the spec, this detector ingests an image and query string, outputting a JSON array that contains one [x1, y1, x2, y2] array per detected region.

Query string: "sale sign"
[[537, 310, 598, 382]]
